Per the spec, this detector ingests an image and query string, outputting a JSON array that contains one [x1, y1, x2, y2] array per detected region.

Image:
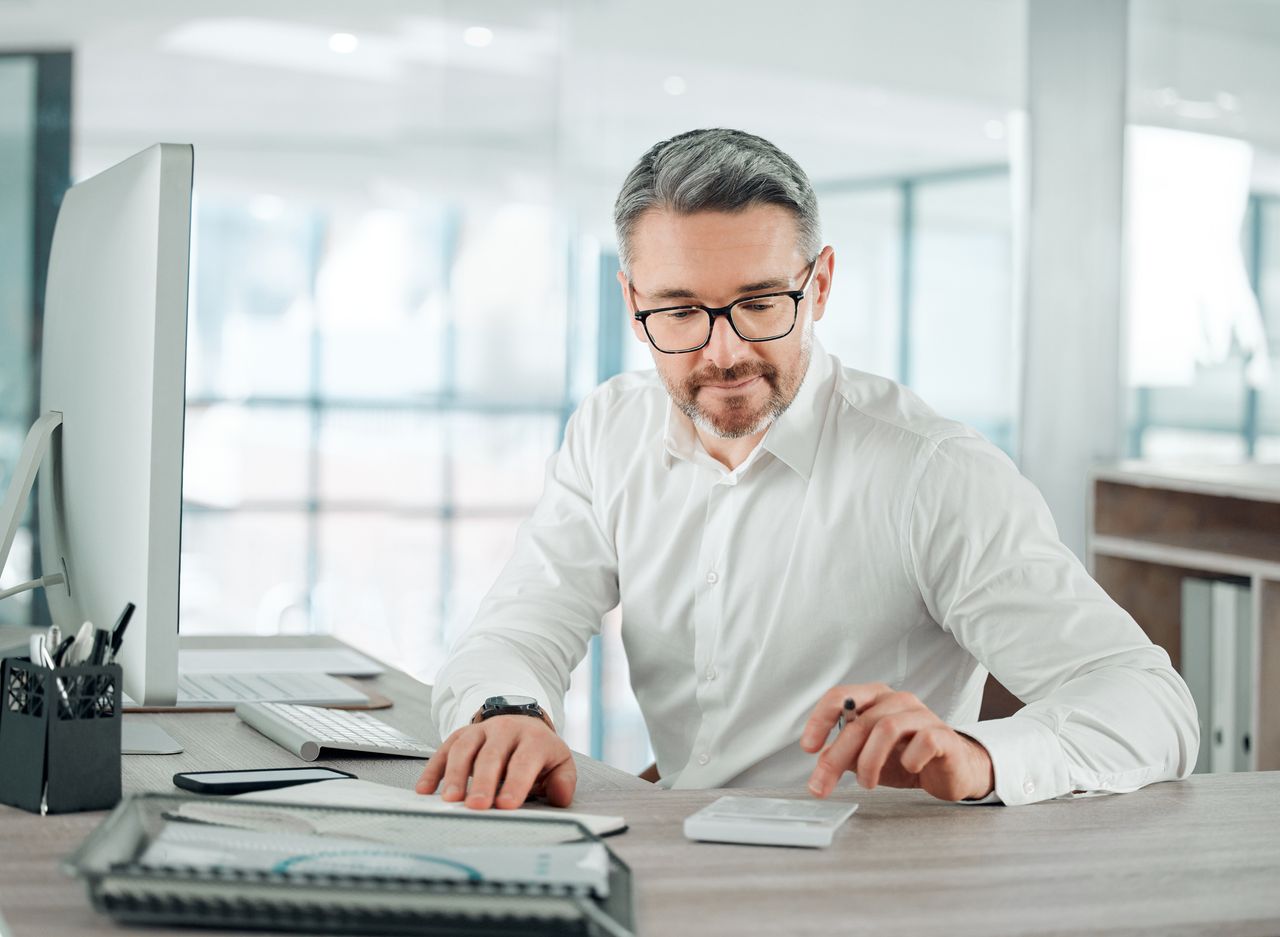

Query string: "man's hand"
[[801, 684, 995, 802], [415, 716, 577, 810]]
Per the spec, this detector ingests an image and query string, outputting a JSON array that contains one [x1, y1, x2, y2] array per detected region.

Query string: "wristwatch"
[[473, 694, 552, 727]]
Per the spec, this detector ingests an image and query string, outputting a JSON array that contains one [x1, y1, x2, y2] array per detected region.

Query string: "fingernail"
[[443, 785, 460, 799], [496, 793, 518, 808]]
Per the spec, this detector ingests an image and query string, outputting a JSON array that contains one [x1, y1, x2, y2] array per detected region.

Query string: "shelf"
[[1089, 534, 1280, 581], [1091, 462, 1280, 505]]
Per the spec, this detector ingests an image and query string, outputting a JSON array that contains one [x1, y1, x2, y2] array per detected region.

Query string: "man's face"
[[620, 204, 830, 440]]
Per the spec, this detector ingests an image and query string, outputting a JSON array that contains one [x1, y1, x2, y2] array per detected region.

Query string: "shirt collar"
[[659, 338, 834, 480], [760, 337, 832, 481]]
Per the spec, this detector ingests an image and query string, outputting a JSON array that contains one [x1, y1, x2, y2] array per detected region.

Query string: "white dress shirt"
[[432, 341, 1199, 805]]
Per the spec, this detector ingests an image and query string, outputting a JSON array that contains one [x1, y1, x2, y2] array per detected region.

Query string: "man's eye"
[[666, 310, 698, 320]]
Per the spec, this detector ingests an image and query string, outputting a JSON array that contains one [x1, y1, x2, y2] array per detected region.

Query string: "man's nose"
[[701, 313, 745, 370]]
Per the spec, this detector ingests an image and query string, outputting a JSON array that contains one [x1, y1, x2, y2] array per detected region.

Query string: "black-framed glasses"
[[631, 258, 819, 355]]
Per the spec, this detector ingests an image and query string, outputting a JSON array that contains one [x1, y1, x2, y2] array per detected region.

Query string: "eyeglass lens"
[[645, 295, 797, 353]]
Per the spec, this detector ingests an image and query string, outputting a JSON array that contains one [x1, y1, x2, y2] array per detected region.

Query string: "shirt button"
[[697, 753, 710, 766], [705, 667, 717, 682], [1023, 780, 1035, 796], [706, 572, 719, 584]]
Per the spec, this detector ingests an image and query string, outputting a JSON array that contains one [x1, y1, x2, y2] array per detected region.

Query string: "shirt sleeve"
[[905, 434, 1200, 806], [430, 397, 620, 740]]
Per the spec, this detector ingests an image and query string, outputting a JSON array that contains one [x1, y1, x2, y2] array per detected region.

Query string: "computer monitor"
[[36, 143, 192, 706]]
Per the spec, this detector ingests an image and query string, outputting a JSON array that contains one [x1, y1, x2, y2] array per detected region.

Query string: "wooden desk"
[[3, 635, 1279, 936]]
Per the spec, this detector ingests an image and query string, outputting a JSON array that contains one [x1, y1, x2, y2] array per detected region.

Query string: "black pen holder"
[[0, 656, 122, 814]]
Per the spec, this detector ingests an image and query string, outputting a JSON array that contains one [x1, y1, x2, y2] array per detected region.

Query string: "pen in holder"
[[0, 656, 122, 814]]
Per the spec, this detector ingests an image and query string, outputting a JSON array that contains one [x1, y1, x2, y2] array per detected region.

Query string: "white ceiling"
[[0, 0, 1277, 214]]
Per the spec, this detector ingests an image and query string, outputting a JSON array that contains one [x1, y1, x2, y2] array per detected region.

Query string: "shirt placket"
[[685, 468, 738, 779]]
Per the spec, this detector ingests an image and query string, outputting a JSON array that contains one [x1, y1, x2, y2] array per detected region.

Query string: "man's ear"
[[810, 246, 835, 324], [618, 269, 649, 343]]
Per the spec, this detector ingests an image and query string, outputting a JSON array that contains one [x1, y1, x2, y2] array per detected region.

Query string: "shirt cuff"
[[952, 715, 1071, 806]]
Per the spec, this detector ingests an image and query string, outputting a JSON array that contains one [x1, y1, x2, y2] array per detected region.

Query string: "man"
[[418, 129, 1197, 810]]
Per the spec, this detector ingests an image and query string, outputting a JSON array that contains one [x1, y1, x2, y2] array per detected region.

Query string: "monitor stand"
[[122, 718, 183, 755]]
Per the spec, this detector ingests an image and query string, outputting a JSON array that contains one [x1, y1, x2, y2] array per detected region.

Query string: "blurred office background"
[[2, 0, 1278, 772]]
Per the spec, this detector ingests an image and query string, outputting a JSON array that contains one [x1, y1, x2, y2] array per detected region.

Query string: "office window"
[[817, 187, 903, 380], [1129, 194, 1276, 461], [817, 170, 1017, 458], [0, 57, 37, 616], [0, 52, 70, 627], [908, 175, 1017, 454], [1253, 197, 1280, 459]]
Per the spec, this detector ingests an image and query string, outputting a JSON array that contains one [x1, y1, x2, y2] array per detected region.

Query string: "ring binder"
[[0, 656, 122, 814]]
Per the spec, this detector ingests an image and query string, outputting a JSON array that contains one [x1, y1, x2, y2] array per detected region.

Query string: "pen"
[[837, 697, 856, 733], [89, 627, 111, 666], [108, 602, 136, 662], [52, 635, 76, 666], [32, 634, 74, 716]]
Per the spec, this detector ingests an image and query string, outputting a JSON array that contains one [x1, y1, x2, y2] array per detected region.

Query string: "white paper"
[[179, 648, 386, 677], [225, 778, 627, 837], [142, 822, 610, 895]]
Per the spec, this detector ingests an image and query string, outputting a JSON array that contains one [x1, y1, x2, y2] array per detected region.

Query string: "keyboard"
[[176, 672, 369, 706], [236, 701, 435, 761], [123, 672, 371, 711], [683, 796, 859, 848]]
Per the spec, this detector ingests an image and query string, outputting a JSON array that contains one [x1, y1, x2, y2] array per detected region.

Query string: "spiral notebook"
[[63, 793, 636, 937]]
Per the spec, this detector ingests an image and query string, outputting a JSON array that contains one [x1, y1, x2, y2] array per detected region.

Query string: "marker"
[[837, 697, 856, 733], [107, 602, 136, 662]]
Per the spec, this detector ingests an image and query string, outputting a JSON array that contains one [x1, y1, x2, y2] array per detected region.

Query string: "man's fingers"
[[898, 725, 948, 776], [440, 731, 484, 801], [800, 683, 893, 752], [856, 710, 934, 789], [466, 731, 518, 809], [494, 745, 546, 809], [415, 735, 455, 793], [806, 710, 880, 798], [540, 757, 578, 808], [807, 696, 931, 797]]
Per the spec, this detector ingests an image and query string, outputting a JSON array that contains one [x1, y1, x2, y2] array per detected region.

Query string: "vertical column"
[[1019, 0, 1128, 557]]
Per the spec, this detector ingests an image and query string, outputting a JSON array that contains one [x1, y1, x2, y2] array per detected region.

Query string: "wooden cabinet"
[[1085, 462, 1280, 770]]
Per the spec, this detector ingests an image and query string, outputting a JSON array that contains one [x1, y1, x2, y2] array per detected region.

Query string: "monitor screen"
[[37, 143, 193, 706]]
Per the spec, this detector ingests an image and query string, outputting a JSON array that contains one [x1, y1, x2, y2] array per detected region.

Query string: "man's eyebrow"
[[643, 276, 793, 303]]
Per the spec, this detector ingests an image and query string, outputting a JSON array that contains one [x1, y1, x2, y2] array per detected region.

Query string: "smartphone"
[[172, 766, 356, 795]]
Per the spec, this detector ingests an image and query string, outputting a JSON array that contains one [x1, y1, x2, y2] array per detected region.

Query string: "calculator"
[[683, 795, 859, 848]]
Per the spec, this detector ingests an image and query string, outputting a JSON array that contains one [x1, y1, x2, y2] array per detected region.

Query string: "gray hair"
[[613, 128, 821, 276]]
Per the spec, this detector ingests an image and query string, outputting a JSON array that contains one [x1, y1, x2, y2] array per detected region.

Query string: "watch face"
[[485, 695, 537, 710]]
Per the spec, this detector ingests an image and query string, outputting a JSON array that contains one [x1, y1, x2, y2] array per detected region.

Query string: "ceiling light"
[[328, 32, 358, 54], [663, 75, 686, 96], [983, 119, 1005, 141], [463, 26, 493, 48], [1215, 92, 1239, 112]]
